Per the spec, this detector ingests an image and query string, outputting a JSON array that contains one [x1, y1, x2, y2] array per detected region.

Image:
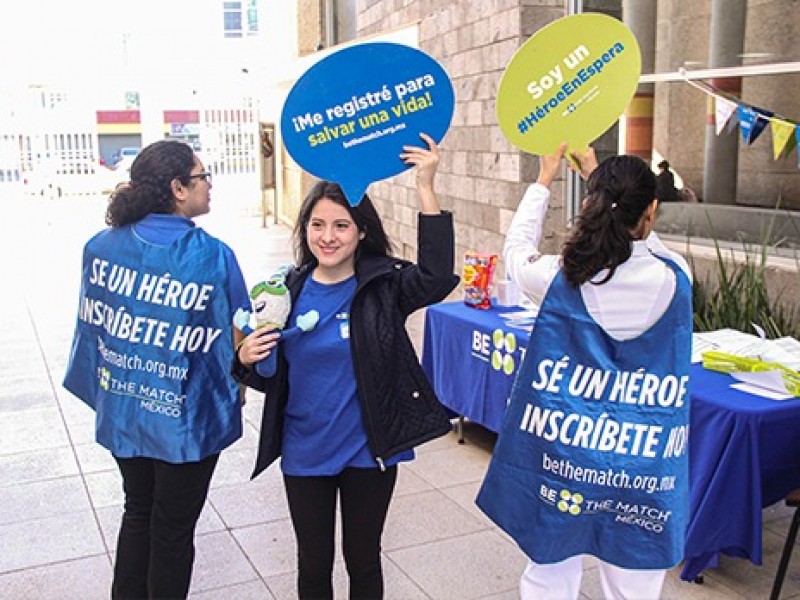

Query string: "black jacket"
[[233, 211, 459, 478]]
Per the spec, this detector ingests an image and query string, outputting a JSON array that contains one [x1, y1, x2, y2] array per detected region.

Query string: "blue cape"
[[63, 225, 242, 462]]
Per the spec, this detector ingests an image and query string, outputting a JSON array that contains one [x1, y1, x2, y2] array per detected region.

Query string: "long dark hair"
[[105, 140, 195, 227], [293, 181, 394, 266], [561, 155, 656, 287]]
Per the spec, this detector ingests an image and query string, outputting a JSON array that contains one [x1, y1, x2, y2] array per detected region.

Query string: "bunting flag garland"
[[684, 77, 800, 167], [725, 104, 741, 135], [715, 96, 738, 135], [771, 118, 797, 160], [737, 105, 773, 145], [685, 78, 800, 168]]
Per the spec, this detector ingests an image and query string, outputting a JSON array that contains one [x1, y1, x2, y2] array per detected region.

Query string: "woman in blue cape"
[[63, 140, 250, 599], [476, 144, 692, 599]]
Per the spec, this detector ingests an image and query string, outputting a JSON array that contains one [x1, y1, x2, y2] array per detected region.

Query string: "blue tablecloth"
[[682, 365, 800, 580], [422, 301, 800, 580], [421, 301, 530, 432]]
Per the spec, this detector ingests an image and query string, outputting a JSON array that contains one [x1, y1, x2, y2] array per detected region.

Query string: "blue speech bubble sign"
[[280, 42, 455, 205]]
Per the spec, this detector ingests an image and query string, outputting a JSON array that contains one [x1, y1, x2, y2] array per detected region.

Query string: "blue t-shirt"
[[281, 275, 411, 475]]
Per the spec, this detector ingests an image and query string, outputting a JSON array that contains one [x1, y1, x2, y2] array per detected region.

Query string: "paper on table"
[[691, 335, 719, 364], [498, 308, 537, 319], [730, 381, 794, 401], [730, 370, 795, 400], [692, 328, 766, 358], [691, 328, 800, 364], [761, 337, 800, 370], [497, 307, 538, 333]]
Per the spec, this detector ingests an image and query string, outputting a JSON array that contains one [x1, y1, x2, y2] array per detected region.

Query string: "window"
[[246, 0, 258, 35], [224, 1, 244, 38], [321, 0, 356, 47]]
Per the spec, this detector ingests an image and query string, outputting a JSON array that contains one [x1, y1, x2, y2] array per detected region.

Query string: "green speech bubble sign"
[[497, 13, 641, 155]]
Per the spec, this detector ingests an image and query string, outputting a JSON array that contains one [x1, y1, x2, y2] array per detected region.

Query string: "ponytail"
[[561, 155, 656, 287]]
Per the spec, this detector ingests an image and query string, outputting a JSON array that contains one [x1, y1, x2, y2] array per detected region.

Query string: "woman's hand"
[[537, 142, 568, 188], [400, 132, 441, 214], [237, 326, 280, 367], [568, 147, 598, 181]]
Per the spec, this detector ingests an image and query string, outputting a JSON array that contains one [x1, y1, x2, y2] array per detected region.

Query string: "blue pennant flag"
[[737, 105, 773, 145], [796, 125, 800, 168]]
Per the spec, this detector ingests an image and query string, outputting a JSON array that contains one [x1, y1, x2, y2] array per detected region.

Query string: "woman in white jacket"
[[477, 144, 692, 600]]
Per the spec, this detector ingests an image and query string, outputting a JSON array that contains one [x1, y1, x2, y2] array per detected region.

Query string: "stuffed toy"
[[233, 265, 319, 377]]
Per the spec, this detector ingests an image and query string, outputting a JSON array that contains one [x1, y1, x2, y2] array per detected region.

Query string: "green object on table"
[[702, 350, 800, 397]]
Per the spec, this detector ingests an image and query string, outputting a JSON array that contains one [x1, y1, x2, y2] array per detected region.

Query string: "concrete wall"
[[658, 203, 800, 250], [652, 1, 709, 198], [665, 236, 800, 317], [739, 1, 800, 208]]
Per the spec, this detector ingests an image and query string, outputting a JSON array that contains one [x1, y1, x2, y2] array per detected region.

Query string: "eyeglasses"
[[188, 172, 212, 183]]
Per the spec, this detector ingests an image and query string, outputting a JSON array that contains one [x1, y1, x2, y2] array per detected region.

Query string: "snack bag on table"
[[462, 252, 498, 310]]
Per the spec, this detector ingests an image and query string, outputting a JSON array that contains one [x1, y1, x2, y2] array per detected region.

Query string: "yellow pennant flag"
[[770, 118, 797, 159]]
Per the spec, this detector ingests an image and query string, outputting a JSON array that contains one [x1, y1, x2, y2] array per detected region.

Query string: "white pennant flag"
[[715, 97, 738, 135]]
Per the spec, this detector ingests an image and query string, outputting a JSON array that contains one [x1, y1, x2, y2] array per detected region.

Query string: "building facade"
[[273, 0, 799, 297]]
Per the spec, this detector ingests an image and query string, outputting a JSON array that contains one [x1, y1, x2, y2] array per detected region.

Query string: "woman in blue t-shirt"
[[234, 133, 458, 599]]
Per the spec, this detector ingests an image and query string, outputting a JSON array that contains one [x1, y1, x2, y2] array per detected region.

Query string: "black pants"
[[111, 454, 219, 600], [284, 466, 398, 600]]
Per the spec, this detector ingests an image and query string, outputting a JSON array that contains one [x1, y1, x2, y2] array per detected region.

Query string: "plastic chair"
[[770, 489, 800, 600]]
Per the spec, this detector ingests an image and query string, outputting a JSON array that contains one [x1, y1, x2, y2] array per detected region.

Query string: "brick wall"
[[297, 0, 323, 56]]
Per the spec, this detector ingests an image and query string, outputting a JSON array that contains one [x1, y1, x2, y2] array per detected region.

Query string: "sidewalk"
[[0, 192, 795, 599]]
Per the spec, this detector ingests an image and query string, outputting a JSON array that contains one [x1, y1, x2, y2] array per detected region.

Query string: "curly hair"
[[105, 140, 195, 227], [561, 155, 656, 287], [292, 180, 394, 266]]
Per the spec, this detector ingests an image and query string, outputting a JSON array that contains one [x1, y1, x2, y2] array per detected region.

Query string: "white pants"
[[520, 556, 666, 600]]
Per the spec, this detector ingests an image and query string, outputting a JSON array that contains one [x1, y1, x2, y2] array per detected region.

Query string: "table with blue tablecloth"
[[681, 365, 800, 580], [421, 301, 800, 580], [421, 301, 531, 433]]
